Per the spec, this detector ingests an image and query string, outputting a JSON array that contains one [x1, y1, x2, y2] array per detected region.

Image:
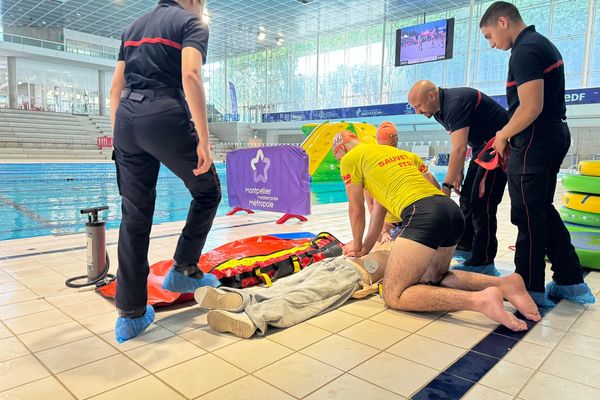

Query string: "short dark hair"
[[479, 1, 523, 27]]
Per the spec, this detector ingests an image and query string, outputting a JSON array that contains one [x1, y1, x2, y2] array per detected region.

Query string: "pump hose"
[[65, 253, 116, 288]]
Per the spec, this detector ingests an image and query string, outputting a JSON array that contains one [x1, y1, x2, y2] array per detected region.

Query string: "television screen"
[[395, 18, 454, 66]]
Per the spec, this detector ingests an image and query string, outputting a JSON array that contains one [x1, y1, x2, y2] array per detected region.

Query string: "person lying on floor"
[[333, 130, 541, 332], [194, 245, 541, 338]]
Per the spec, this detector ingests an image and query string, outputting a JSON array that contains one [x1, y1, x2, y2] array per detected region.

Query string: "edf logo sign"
[[565, 92, 586, 103]]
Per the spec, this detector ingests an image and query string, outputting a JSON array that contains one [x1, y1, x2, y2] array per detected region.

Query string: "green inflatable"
[[560, 206, 600, 228], [562, 174, 600, 195], [564, 222, 600, 234], [569, 230, 600, 270]]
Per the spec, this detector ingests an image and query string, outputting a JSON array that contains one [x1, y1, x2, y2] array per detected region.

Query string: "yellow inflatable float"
[[563, 192, 600, 214], [579, 160, 600, 177]]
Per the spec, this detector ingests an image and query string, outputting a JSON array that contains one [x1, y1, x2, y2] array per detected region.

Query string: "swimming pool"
[[0, 163, 449, 240]]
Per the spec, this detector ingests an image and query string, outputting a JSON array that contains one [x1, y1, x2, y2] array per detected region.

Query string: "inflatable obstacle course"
[[301, 121, 377, 181], [561, 162, 600, 270]]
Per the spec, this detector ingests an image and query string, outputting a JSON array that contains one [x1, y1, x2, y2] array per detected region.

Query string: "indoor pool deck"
[[1, 188, 599, 400]]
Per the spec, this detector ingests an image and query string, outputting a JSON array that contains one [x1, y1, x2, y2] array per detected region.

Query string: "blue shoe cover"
[[162, 268, 220, 293], [453, 249, 473, 261], [528, 291, 557, 308], [115, 305, 155, 343], [451, 262, 500, 276], [546, 282, 596, 305]]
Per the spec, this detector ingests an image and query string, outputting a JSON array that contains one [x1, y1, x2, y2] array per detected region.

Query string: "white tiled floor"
[[0, 191, 599, 399]]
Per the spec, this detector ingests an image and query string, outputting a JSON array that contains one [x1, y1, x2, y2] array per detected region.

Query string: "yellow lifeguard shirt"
[[340, 144, 444, 218]]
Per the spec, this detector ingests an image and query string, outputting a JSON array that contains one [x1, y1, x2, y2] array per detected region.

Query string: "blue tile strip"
[[444, 351, 499, 382], [471, 333, 519, 359], [411, 305, 555, 400], [409, 270, 594, 400], [412, 373, 474, 400]]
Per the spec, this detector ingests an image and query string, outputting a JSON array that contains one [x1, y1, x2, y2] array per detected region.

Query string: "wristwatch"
[[442, 182, 454, 190]]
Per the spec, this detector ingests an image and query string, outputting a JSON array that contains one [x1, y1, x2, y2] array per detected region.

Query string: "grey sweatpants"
[[220, 258, 362, 335]]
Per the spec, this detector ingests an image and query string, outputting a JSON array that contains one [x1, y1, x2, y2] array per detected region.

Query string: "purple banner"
[[226, 146, 311, 215]]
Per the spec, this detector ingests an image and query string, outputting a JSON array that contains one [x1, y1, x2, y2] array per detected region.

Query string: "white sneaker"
[[207, 310, 257, 339], [194, 287, 243, 311]]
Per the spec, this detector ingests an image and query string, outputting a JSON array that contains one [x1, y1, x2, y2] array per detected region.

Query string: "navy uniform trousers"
[[507, 121, 583, 292], [113, 88, 221, 312], [458, 155, 507, 266]]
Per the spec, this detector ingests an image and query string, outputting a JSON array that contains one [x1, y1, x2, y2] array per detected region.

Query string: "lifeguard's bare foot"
[[500, 274, 542, 322], [479, 287, 528, 331]]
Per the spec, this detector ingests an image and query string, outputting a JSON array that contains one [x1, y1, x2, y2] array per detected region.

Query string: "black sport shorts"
[[395, 195, 465, 249]]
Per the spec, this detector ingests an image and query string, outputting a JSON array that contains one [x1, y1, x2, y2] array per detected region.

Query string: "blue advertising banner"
[[228, 81, 238, 116], [226, 146, 311, 215], [262, 87, 600, 122]]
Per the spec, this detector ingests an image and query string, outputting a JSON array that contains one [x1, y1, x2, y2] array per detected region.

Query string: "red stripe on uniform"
[[475, 90, 482, 109], [543, 59, 564, 73], [506, 60, 563, 87], [124, 37, 182, 50]]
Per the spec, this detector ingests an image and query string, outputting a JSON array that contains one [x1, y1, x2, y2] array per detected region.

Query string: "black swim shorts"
[[394, 195, 465, 249]]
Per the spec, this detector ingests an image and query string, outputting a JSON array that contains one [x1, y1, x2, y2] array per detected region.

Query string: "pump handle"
[[80, 206, 109, 215]]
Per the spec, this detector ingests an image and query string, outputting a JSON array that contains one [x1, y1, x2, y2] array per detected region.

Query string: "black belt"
[[120, 88, 183, 101]]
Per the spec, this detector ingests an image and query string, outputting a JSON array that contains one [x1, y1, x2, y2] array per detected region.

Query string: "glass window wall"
[[588, 0, 600, 86], [2, 0, 597, 116], [15, 59, 99, 114], [0, 56, 7, 108]]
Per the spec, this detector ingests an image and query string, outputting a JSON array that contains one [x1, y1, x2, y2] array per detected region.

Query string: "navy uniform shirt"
[[506, 25, 565, 122], [118, 0, 208, 90], [434, 87, 508, 152]]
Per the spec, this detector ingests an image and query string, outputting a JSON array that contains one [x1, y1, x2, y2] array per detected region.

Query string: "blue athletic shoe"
[[528, 291, 557, 308], [451, 262, 500, 276], [546, 281, 596, 305], [115, 305, 155, 343], [453, 249, 473, 261], [162, 268, 221, 293]]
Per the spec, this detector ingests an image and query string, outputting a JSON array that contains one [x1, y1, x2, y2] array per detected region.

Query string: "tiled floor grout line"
[[2, 289, 597, 399], [1, 288, 582, 368], [301, 305, 486, 375], [0, 307, 82, 399], [0, 289, 179, 400], [409, 302, 560, 400], [473, 300, 600, 400], [299, 313, 467, 399], [511, 301, 600, 397], [77, 314, 211, 400], [2, 203, 597, 398], [142, 311, 297, 400], [186, 305, 431, 399]]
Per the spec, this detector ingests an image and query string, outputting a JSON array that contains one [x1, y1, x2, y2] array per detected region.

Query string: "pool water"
[[0, 163, 448, 241]]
